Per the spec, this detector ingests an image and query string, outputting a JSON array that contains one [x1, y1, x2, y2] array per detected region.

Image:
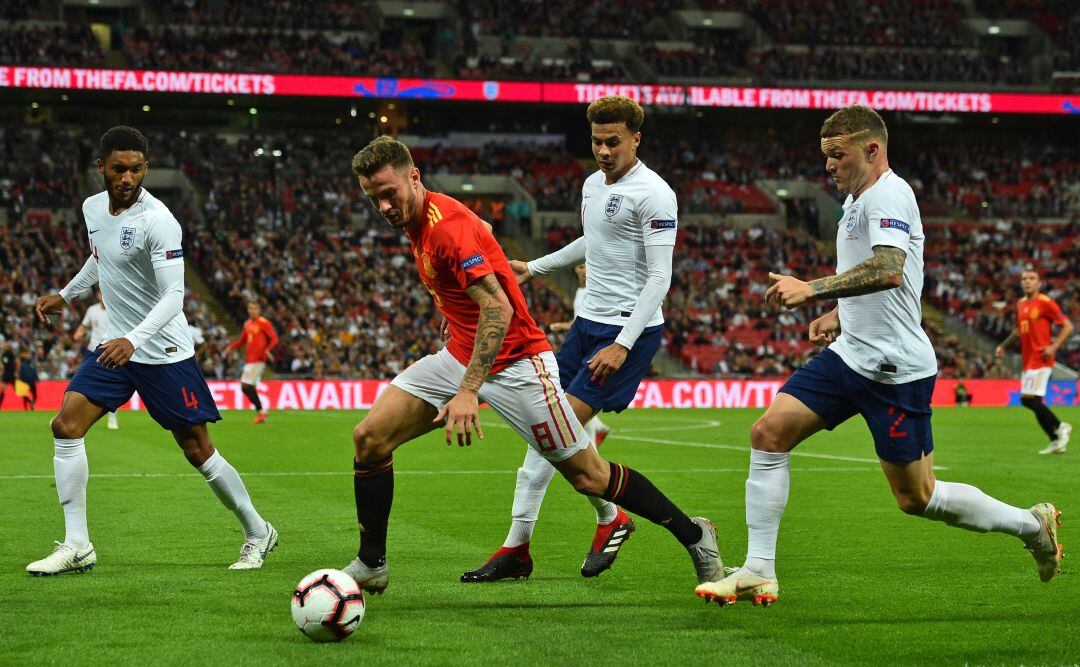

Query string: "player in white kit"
[[28, 126, 277, 576], [462, 96, 682, 581], [695, 105, 1062, 607], [74, 289, 119, 430]]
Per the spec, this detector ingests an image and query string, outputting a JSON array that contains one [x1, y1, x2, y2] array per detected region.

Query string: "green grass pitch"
[[2, 406, 1077, 665]]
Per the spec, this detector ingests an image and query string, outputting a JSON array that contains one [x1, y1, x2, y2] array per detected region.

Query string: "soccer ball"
[[291, 569, 366, 642]]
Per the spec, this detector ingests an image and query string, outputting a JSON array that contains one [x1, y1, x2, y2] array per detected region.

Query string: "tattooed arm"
[[434, 273, 512, 446], [766, 245, 905, 309], [459, 274, 513, 393]]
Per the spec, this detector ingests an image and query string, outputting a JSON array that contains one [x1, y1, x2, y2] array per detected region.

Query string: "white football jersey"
[[81, 188, 194, 365], [572, 287, 586, 318], [829, 170, 937, 384], [578, 161, 677, 327], [81, 302, 110, 350]]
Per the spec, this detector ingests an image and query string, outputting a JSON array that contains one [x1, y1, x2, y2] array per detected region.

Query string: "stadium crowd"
[[0, 123, 1074, 385], [3, 0, 1072, 87]]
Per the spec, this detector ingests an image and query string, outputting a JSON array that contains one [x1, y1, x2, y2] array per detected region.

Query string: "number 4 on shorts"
[[182, 387, 199, 411]]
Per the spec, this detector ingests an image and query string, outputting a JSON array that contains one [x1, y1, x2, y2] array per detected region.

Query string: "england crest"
[[843, 204, 860, 233], [120, 226, 136, 250], [605, 194, 624, 218], [482, 81, 500, 100]]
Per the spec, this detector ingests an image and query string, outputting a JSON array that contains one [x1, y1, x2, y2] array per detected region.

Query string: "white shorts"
[[241, 362, 266, 386], [1021, 367, 1052, 397], [391, 348, 588, 462]]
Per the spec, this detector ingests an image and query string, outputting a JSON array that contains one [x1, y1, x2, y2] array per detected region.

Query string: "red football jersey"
[[405, 191, 550, 373], [1017, 294, 1066, 370], [226, 317, 279, 364]]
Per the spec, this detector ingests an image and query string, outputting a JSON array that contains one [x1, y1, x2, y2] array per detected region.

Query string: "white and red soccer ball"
[[291, 569, 366, 642]]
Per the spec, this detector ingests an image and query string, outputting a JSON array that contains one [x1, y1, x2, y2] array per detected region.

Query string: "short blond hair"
[[820, 105, 888, 146], [351, 135, 414, 178], [587, 96, 644, 132]]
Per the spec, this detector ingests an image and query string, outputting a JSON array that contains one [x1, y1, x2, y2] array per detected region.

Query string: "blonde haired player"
[[695, 105, 1063, 607]]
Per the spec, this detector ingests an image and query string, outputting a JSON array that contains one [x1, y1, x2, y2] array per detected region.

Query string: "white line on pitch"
[[487, 421, 949, 470], [0, 466, 885, 481]]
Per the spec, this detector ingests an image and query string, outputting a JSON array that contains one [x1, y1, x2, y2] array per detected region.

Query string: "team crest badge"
[[605, 194, 624, 218], [843, 204, 860, 233], [421, 252, 436, 278], [120, 227, 136, 250], [483, 81, 500, 101]]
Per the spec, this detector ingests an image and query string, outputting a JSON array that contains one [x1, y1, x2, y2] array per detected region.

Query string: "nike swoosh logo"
[[73, 549, 94, 564], [734, 580, 761, 593], [88, 229, 99, 234]]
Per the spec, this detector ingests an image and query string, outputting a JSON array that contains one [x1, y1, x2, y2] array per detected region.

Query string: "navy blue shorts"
[[67, 350, 221, 431], [557, 317, 664, 413], [779, 348, 935, 463]]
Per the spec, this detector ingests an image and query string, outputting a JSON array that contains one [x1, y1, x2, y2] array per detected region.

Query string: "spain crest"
[[605, 194, 624, 218], [120, 226, 136, 250], [421, 252, 436, 279]]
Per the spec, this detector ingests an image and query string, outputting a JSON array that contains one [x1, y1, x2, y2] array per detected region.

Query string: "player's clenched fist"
[[508, 260, 532, 286]]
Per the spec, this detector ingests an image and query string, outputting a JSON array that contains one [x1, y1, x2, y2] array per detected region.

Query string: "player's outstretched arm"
[[434, 274, 513, 447], [768, 245, 905, 309], [38, 256, 100, 324], [807, 245, 904, 301], [524, 236, 587, 280]]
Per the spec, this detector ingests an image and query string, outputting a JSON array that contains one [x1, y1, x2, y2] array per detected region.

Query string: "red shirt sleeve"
[[431, 216, 495, 290], [225, 333, 244, 352], [261, 318, 279, 352], [1045, 298, 1066, 325]]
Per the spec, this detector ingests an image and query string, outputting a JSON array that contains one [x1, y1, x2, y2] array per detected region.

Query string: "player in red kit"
[[339, 136, 722, 593], [996, 268, 1074, 454], [225, 301, 279, 424]]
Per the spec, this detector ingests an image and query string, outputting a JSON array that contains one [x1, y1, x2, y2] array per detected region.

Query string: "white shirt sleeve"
[[638, 185, 678, 247], [865, 186, 913, 250], [59, 256, 99, 303], [526, 236, 587, 277], [123, 263, 185, 350], [147, 211, 185, 269], [614, 243, 673, 350]]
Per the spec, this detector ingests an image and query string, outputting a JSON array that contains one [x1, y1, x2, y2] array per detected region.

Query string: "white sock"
[[743, 449, 790, 579], [504, 447, 556, 548], [107, 412, 118, 426], [198, 451, 267, 541], [584, 419, 598, 445], [592, 415, 609, 433], [590, 495, 619, 525], [922, 480, 1040, 539], [54, 438, 89, 549]]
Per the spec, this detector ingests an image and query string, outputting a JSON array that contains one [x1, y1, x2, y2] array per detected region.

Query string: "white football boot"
[[686, 517, 724, 584], [229, 523, 278, 570], [343, 557, 390, 594], [695, 566, 779, 606], [1025, 503, 1063, 582], [26, 542, 96, 576], [1040, 422, 1071, 455]]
